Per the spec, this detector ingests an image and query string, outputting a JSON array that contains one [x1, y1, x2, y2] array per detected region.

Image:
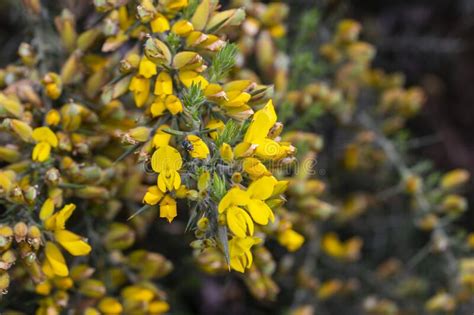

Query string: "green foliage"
[[215, 119, 241, 147], [208, 43, 238, 82]]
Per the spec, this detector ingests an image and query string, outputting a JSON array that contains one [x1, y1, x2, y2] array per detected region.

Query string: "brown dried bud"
[[13, 222, 28, 243]]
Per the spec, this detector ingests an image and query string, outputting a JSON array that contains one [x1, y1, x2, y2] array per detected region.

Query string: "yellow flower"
[[10, 119, 33, 142], [45, 109, 61, 126], [440, 169, 470, 190], [321, 233, 345, 258], [151, 145, 182, 192], [149, 300, 170, 314], [43, 241, 68, 277], [143, 185, 165, 205], [173, 51, 206, 72], [98, 297, 123, 314], [138, 56, 157, 79], [467, 233, 474, 249], [278, 229, 304, 252], [218, 187, 250, 214], [42, 72, 63, 100], [270, 24, 286, 38], [237, 100, 286, 160], [35, 281, 52, 296], [229, 236, 259, 273], [151, 95, 183, 117], [152, 124, 172, 148], [204, 84, 227, 102], [242, 157, 270, 179], [162, 0, 188, 15], [129, 75, 150, 107], [243, 100, 277, 144], [154, 71, 173, 95], [150, 13, 170, 33], [171, 20, 194, 36], [0, 171, 13, 193], [226, 206, 254, 238], [84, 308, 100, 315], [218, 176, 277, 236], [186, 135, 209, 159], [160, 195, 177, 222], [39, 198, 55, 221], [150, 97, 166, 117], [54, 230, 92, 256], [318, 279, 343, 300], [322, 233, 363, 261], [220, 90, 251, 108], [254, 138, 283, 160], [121, 285, 155, 302], [219, 143, 234, 164], [129, 126, 151, 142], [245, 176, 277, 225], [205, 118, 224, 140], [32, 141, 52, 162], [43, 203, 76, 231], [165, 95, 183, 115], [179, 70, 209, 88], [198, 171, 211, 192]]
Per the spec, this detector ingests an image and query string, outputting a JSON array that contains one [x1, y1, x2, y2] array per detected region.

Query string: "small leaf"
[[127, 204, 153, 221], [208, 43, 238, 82], [185, 204, 199, 232], [113, 143, 141, 164], [218, 225, 230, 267]]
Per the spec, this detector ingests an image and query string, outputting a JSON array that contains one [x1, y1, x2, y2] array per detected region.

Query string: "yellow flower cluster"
[[110, 0, 297, 274]]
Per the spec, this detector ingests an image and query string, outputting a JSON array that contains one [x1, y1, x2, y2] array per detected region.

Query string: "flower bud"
[[24, 186, 38, 204], [190, 239, 205, 249], [197, 217, 209, 231], [206, 8, 246, 32], [61, 51, 82, 85], [128, 127, 151, 143], [0, 271, 9, 294], [79, 279, 107, 298], [0, 250, 16, 270], [186, 189, 199, 201], [27, 225, 42, 249], [55, 9, 77, 53], [219, 143, 234, 164], [77, 28, 102, 51], [335, 19, 361, 44], [70, 264, 95, 282], [172, 20, 194, 36], [13, 222, 28, 243], [0, 226, 13, 251], [18, 43, 37, 66], [0, 146, 21, 163], [104, 223, 135, 250], [441, 194, 467, 215], [440, 169, 470, 190], [137, 0, 157, 23], [231, 172, 242, 184], [75, 186, 109, 199], [10, 119, 33, 142], [144, 37, 172, 66], [404, 175, 422, 195]]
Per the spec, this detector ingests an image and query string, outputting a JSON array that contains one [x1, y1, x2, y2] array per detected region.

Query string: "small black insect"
[[182, 139, 194, 152]]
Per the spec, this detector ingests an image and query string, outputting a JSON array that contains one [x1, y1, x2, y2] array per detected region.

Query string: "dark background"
[[350, 0, 474, 173], [347, 0, 474, 227]]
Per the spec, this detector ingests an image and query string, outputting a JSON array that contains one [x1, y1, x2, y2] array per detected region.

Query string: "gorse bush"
[[0, 0, 472, 314]]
